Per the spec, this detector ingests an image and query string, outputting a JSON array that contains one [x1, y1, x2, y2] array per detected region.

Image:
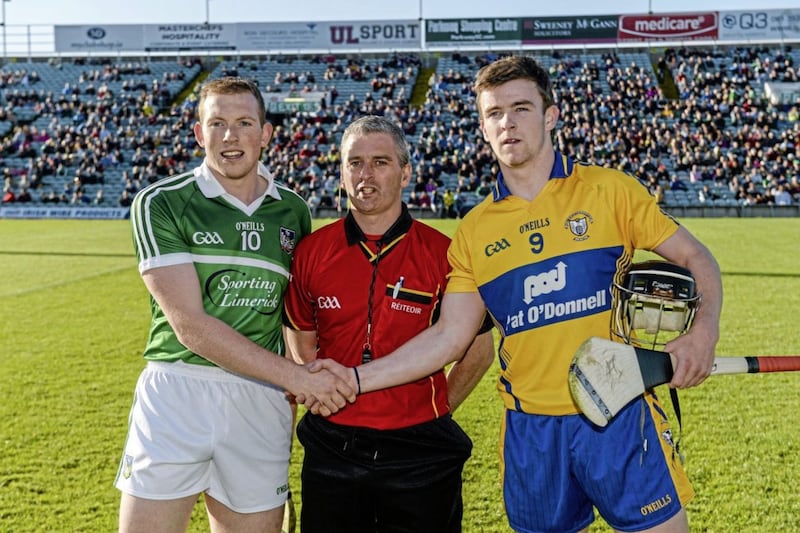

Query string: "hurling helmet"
[[611, 260, 701, 349]]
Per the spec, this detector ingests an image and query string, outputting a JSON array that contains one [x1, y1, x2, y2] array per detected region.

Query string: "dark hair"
[[474, 55, 555, 114], [197, 77, 267, 125], [340, 115, 410, 167]]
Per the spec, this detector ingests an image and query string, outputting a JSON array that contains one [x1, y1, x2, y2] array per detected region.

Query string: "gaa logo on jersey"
[[193, 231, 224, 245], [564, 211, 593, 242], [280, 227, 297, 255]]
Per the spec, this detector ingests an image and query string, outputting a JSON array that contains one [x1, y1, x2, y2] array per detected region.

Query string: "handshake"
[[287, 359, 359, 416]]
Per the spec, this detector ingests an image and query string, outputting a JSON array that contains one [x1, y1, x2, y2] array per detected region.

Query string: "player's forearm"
[[174, 313, 300, 389], [357, 322, 471, 394], [446, 330, 495, 412], [284, 327, 318, 365], [685, 249, 722, 341], [655, 227, 722, 342], [357, 291, 487, 394]]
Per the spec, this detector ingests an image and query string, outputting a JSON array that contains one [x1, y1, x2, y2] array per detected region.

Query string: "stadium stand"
[[0, 46, 798, 218]]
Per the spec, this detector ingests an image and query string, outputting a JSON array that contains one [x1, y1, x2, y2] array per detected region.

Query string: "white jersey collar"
[[194, 161, 282, 202]]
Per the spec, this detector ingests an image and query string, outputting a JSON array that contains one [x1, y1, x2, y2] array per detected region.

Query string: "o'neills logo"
[[619, 13, 717, 40], [641, 493, 672, 515]]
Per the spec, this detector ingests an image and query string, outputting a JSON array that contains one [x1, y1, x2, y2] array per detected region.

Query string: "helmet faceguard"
[[611, 260, 701, 349]]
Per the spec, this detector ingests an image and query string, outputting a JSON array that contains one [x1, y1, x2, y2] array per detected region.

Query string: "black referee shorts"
[[296, 412, 473, 533]]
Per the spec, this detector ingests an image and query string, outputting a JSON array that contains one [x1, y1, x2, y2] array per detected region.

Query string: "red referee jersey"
[[284, 207, 452, 430]]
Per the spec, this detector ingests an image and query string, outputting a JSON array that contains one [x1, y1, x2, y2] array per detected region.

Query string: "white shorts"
[[114, 361, 293, 513]]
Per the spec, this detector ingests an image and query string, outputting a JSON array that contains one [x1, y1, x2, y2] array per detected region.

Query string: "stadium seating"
[[0, 46, 797, 217]]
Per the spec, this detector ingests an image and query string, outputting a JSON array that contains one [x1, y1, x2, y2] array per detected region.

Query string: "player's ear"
[[193, 122, 205, 147], [479, 120, 488, 142], [544, 106, 560, 131], [261, 122, 274, 147], [400, 163, 412, 188]]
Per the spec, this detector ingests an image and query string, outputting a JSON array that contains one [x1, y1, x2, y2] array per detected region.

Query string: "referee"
[[284, 115, 495, 533]]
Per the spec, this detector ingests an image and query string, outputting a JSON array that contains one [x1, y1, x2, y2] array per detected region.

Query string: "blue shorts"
[[501, 394, 694, 533]]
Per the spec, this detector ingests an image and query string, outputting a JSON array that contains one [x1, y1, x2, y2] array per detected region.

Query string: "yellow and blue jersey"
[[447, 151, 679, 415]]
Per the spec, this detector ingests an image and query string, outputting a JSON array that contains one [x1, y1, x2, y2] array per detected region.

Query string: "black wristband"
[[353, 367, 362, 395]]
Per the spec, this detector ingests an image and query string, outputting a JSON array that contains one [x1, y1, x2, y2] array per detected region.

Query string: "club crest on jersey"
[[564, 211, 593, 241], [280, 227, 297, 255]]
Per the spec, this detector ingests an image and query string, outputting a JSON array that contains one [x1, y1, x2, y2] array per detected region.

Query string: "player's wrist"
[[353, 367, 362, 395]]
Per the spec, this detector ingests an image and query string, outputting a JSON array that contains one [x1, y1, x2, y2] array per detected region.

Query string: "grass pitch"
[[0, 217, 798, 532]]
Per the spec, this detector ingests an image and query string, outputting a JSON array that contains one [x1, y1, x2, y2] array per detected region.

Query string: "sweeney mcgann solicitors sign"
[[522, 16, 617, 44]]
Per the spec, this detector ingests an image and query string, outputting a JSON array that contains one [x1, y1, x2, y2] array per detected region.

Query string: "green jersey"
[[130, 162, 311, 366]]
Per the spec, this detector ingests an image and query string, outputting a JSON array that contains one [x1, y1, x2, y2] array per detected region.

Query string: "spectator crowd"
[[1, 46, 799, 214]]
